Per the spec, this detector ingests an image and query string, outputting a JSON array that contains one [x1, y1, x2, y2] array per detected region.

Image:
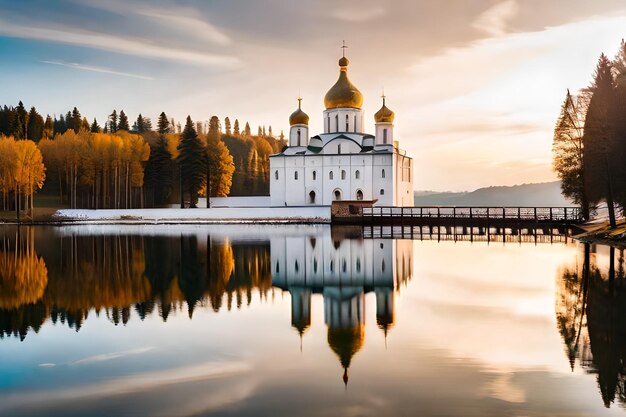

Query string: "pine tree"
[[610, 39, 626, 210], [244, 122, 251, 136], [43, 115, 53, 139], [268, 125, 273, 138], [258, 126, 262, 137], [109, 110, 118, 133], [553, 90, 590, 220], [177, 116, 207, 208], [90, 118, 101, 133], [16, 101, 28, 139], [158, 112, 170, 135], [81, 117, 90, 131], [224, 117, 232, 136], [71, 107, 82, 132], [118, 110, 130, 131], [135, 114, 146, 133], [233, 119, 240, 136], [27, 107, 44, 142], [583, 54, 618, 227]]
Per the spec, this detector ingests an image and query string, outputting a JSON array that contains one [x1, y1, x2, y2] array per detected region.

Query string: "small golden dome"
[[374, 97, 394, 123], [324, 56, 363, 109], [289, 98, 309, 125]]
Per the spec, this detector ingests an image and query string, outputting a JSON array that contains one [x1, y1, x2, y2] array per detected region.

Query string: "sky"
[[1, 0, 626, 191]]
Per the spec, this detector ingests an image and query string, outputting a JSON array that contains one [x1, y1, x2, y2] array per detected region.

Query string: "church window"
[[309, 190, 316, 204], [382, 259, 386, 272], [334, 189, 341, 200], [355, 170, 360, 179], [275, 170, 279, 180], [312, 170, 317, 180], [381, 169, 386, 178], [345, 114, 349, 131], [297, 129, 301, 146], [341, 170, 346, 180], [294, 171, 298, 180], [380, 188, 385, 195], [342, 259, 347, 273], [383, 128, 388, 144], [295, 260, 299, 273], [330, 260, 334, 272], [356, 189, 363, 200], [356, 258, 361, 273], [354, 115, 357, 132], [329, 171, 334, 180], [276, 261, 279, 273], [335, 114, 338, 132], [338, 144, 342, 154]]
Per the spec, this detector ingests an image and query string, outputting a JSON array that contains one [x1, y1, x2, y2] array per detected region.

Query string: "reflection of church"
[[271, 228, 413, 385]]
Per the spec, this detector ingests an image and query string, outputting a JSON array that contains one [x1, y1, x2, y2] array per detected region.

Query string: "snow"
[[167, 196, 271, 208], [52, 206, 331, 224]]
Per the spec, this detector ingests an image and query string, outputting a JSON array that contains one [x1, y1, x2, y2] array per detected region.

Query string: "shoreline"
[[574, 220, 626, 248]]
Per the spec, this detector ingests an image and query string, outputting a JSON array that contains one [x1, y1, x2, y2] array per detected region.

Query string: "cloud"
[[0, 18, 239, 68], [71, 347, 154, 365], [331, 6, 385, 22], [472, 0, 519, 37], [136, 10, 231, 46], [41, 60, 154, 80]]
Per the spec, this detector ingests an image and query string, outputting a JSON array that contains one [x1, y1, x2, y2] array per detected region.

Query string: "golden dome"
[[324, 57, 363, 109], [327, 324, 364, 387], [374, 97, 394, 123], [289, 98, 309, 125]]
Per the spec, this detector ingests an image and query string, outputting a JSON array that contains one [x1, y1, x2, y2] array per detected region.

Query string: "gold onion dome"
[[374, 97, 394, 123], [324, 56, 364, 109], [289, 98, 309, 125], [327, 325, 364, 386]]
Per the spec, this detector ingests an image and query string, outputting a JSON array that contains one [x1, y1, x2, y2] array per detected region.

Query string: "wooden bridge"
[[348, 206, 583, 226]]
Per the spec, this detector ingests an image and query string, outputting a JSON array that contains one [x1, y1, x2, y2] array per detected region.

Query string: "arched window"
[[381, 169, 386, 178], [312, 170, 317, 180], [345, 114, 349, 132], [354, 115, 357, 132], [297, 129, 301, 146], [309, 190, 316, 204], [338, 144, 342, 154], [275, 170, 279, 180], [355, 170, 360, 179], [356, 190, 363, 200], [294, 171, 298, 180], [329, 171, 334, 180], [335, 114, 338, 132], [334, 189, 341, 201], [380, 188, 385, 195], [341, 170, 346, 180], [383, 128, 388, 144]]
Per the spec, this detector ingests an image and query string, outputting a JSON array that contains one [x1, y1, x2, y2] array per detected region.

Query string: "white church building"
[[269, 49, 414, 207]]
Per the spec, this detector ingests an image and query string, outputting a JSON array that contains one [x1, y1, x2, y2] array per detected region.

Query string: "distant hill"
[[413, 181, 575, 207]]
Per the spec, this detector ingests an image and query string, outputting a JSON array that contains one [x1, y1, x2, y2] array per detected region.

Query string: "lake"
[[0, 224, 623, 416]]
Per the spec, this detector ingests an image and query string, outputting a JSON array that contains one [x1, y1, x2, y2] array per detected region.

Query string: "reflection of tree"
[[0, 229, 274, 340], [557, 244, 626, 408], [0, 228, 48, 340]]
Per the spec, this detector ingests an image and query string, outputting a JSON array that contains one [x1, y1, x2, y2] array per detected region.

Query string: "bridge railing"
[[361, 206, 582, 222]]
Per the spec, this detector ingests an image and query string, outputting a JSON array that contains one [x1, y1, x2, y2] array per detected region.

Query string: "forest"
[[0, 103, 285, 212], [553, 39, 626, 226]]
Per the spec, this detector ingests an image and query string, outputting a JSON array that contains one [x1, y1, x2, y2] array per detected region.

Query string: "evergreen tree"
[[109, 110, 118, 133], [81, 117, 90, 131], [244, 122, 251, 136], [610, 40, 626, 210], [118, 110, 130, 131], [16, 101, 28, 139], [135, 114, 146, 133], [27, 107, 44, 142], [224, 117, 232, 136], [177, 116, 207, 208], [583, 54, 619, 227], [71, 107, 82, 132], [233, 119, 240, 136], [90, 118, 101, 133], [268, 125, 273, 138], [258, 126, 262, 137], [158, 112, 170, 135], [553, 90, 590, 220]]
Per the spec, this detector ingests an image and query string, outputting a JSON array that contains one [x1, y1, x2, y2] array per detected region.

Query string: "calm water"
[[0, 224, 624, 417]]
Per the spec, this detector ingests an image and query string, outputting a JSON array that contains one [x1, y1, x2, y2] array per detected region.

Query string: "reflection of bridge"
[[271, 228, 413, 386], [362, 225, 575, 244]]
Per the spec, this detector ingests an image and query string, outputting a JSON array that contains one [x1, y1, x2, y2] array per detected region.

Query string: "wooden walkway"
[[357, 206, 582, 226], [363, 224, 574, 244]]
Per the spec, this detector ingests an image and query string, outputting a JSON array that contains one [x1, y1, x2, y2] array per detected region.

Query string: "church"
[[269, 47, 414, 207]]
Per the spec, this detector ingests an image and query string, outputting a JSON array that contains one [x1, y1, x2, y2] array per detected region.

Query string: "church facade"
[[269, 50, 414, 207]]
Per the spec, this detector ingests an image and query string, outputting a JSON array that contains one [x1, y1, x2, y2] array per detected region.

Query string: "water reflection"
[[271, 227, 412, 384], [557, 243, 626, 408], [0, 226, 412, 384]]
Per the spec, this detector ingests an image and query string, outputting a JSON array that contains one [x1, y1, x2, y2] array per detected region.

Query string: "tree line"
[[554, 40, 626, 226], [0, 102, 286, 212]]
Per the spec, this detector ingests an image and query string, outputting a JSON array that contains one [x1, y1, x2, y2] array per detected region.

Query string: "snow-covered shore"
[[50, 206, 331, 224]]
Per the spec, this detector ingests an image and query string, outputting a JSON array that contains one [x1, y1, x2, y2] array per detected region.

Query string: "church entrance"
[[333, 189, 342, 201], [309, 190, 316, 204], [356, 190, 363, 201]]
